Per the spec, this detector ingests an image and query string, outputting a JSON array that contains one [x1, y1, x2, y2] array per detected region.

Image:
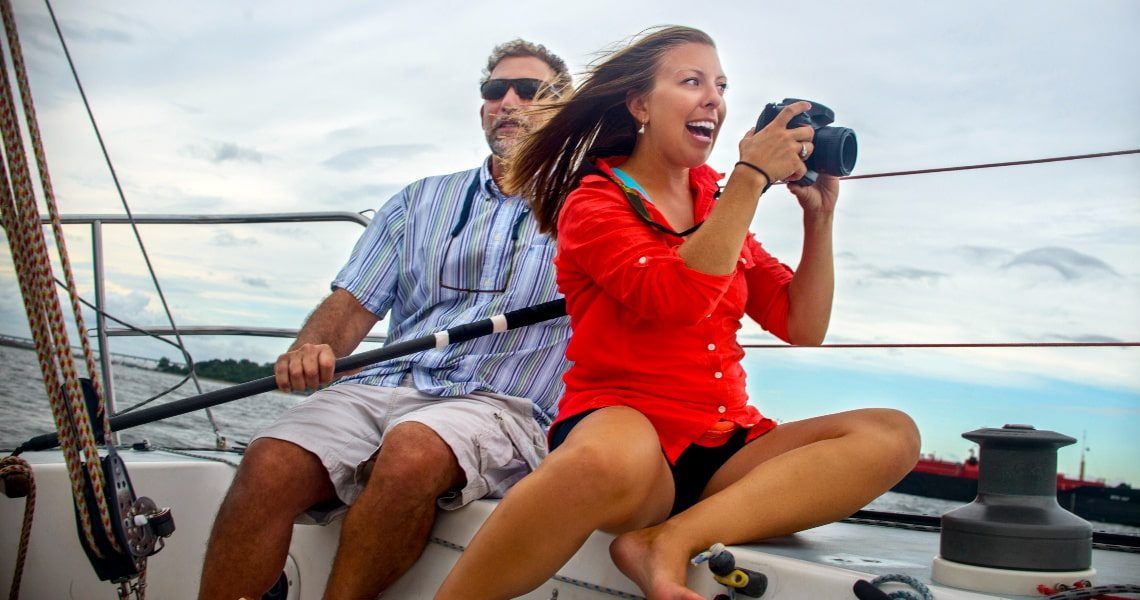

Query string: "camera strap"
[[579, 160, 702, 238]]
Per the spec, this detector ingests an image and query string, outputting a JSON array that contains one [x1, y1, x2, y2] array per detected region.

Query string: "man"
[[198, 39, 572, 600]]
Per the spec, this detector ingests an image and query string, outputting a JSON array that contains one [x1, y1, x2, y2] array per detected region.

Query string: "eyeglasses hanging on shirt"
[[438, 175, 532, 294]]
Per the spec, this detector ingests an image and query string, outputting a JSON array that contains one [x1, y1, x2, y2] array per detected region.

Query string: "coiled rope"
[[0, 456, 34, 600], [869, 574, 934, 600], [0, 0, 120, 589]]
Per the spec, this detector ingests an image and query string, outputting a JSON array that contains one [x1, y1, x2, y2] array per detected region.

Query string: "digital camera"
[[755, 98, 857, 185]]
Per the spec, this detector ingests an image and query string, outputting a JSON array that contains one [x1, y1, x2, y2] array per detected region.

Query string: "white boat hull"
[[3, 449, 1133, 599]]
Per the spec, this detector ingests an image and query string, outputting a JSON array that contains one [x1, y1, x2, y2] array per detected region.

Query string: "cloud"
[[180, 141, 264, 164], [955, 245, 1016, 265], [321, 144, 435, 172], [14, 13, 134, 54], [862, 267, 948, 283], [324, 184, 403, 208], [1002, 247, 1119, 280], [1047, 333, 1123, 344], [240, 276, 269, 289], [210, 142, 264, 164], [211, 231, 258, 247], [177, 141, 264, 164], [63, 23, 134, 45]]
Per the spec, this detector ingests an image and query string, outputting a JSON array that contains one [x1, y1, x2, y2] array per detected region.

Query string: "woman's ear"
[[625, 90, 649, 126]]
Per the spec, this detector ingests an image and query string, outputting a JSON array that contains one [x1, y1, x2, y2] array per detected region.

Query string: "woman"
[[435, 26, 919, 600]]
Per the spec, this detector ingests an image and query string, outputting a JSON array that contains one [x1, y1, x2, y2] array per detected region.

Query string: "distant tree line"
[[156, 356, 274, 383]]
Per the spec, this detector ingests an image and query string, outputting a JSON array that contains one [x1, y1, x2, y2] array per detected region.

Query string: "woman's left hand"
[[788, 173, 840, 215]]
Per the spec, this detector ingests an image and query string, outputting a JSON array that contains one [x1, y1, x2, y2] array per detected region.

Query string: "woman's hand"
[[737, 100, 815, 185], [789, 173, 840, 215]]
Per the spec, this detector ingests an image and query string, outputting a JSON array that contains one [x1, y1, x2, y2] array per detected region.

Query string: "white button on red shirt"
[[552, 157, 794, 463]]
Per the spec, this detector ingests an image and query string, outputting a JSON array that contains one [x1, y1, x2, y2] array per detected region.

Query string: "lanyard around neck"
[[450, 174, 530, 241], [586, 163, 703, 238]]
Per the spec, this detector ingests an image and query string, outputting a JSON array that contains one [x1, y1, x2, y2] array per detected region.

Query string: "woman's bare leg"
[[434, 406, 676, 600], [611, 408, 920, 599]]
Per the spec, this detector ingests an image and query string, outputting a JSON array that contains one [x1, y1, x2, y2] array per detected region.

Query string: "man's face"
[[480, 56, 557, 159]]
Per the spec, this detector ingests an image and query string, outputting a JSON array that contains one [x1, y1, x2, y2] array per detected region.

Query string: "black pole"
[[18, 299, 567, 453]]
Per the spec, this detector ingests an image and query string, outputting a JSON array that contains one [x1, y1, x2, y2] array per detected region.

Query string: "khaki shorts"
[[252, 380, 546, 524]]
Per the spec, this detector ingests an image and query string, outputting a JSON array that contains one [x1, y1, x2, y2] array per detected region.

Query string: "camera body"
[[754, 98, 857, 185]]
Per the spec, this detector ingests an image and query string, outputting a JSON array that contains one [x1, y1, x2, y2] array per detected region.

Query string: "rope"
[[870, 574, 934, 600], [42, 0, 227, 449], [0, 0, 119, 557], [2, 0, 105, 432], [150, 446, 242, 469], [1043, 583, 1140, 599], [840, 149, 1140, 182], [428, 536, 646, 599], [1, 456, 35, 600]]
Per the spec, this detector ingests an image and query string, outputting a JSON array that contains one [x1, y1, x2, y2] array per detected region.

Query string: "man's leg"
[[323, 421, 464, 599], [198, 438, 337, 600]]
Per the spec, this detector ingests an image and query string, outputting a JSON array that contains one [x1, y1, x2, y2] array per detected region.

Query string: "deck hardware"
[[692, 543, 768, 597], [853, 579, 892, 599]]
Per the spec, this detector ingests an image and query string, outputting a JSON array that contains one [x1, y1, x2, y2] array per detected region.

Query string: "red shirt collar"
[[589, 156, 724, 233]]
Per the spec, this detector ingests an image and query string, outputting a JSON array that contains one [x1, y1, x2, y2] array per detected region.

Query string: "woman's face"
[[632, 42, 727, 168]]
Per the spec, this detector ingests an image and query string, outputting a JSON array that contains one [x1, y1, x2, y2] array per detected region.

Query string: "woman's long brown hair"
[[506, 26, 716, 236]]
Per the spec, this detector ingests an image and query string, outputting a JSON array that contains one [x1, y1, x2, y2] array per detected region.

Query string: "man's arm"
[[274, 288, 380, 392]]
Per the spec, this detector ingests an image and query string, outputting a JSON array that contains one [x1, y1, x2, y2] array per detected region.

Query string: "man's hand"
[[275, 289, 380, 392], [275, 342, 336, 392]]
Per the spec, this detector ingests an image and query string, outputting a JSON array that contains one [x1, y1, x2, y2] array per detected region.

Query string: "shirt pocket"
[[436, 230, 514, 295], [507, 240, 559, 304]]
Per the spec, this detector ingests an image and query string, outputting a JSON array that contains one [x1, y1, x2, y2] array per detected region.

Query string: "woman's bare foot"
[[610, 527, 704, 600]]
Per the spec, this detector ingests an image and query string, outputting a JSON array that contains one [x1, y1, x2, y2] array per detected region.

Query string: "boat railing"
[[40, 211, 382, 418]]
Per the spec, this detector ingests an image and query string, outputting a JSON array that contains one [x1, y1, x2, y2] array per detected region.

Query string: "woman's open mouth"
[[686, 120, 715, 143]]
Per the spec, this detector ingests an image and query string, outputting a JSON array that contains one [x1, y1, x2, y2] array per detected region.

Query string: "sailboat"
[[3, 2, 1139, 599]]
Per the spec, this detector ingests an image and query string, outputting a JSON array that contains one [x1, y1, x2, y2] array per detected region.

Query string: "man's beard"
[[485, 115, 528, 158]]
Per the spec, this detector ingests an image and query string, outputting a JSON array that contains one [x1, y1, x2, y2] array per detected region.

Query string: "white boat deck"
[[2, 448, 1137, 599]]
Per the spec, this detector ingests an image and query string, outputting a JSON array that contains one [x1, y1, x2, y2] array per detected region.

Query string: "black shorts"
[[549, 409, 749, 516]]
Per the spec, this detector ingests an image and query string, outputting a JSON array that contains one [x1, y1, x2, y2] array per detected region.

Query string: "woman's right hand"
[[737, 100, 816, 185]]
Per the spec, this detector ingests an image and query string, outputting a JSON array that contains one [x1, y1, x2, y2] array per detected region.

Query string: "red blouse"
[[552, 157, 795, 463]]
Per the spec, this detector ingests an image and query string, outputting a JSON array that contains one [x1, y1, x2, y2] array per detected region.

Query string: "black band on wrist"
[[734, 161, 773, 194]]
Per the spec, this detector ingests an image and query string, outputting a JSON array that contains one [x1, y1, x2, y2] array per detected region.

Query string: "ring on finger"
[[799, 143, 809, 159]]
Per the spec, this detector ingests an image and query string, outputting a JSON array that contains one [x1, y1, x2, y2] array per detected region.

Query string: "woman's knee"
[[539, 436, 661, 504], [855, 408, 921, 472]]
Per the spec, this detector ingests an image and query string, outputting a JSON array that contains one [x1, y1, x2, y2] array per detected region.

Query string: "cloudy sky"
[[1, 1, 1138, 482]]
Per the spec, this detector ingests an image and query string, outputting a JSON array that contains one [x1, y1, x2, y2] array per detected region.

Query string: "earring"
[[638, 120, 647, 134]]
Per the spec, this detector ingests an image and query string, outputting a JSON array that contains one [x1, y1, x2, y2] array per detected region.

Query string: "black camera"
[[755, 98, 857, 185]]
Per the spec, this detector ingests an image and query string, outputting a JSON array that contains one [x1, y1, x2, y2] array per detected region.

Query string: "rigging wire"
[[840, 149, 1139, 181], [52, 277, 199, 413], [740, 341, 1139, 349], [43, 0, 225, 447]]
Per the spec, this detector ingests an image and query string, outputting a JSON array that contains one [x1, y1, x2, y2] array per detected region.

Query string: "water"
[[2, 345, 1137, 536], [0, 344, 300, 450]]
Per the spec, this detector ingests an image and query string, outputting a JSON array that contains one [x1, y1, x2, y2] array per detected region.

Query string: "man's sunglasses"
[[479, 78, 559, 101]]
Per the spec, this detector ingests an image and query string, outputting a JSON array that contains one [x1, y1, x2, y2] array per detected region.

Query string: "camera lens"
[[811, 126, 858, 177]]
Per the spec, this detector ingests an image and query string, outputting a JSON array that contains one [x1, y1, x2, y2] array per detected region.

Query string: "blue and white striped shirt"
[[331, 158, 570, 426]]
